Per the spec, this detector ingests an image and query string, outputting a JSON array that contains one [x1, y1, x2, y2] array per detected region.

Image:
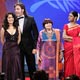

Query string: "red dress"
[[63, 24, 80, 78]]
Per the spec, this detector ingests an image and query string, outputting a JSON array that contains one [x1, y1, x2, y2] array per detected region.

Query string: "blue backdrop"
[[21, 0, 80, 32], [21, 0, 80, 72]]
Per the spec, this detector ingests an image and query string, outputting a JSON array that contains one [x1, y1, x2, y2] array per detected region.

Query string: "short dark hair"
[[33, 70, 48, 80], [14, 3, 28, 16], [42, 18, 53, 28]]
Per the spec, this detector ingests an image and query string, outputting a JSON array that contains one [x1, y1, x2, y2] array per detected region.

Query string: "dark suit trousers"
[[20, 47, 36, 80]]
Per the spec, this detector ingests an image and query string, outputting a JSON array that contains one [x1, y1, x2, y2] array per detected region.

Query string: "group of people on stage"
[[0, 2, 80, 80]]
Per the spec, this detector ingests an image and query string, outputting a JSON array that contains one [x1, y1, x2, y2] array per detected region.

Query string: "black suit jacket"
[[20, 16, 39, 51]]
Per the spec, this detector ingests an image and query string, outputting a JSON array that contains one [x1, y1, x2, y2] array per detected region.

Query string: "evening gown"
[[2, 28, 23, 80]]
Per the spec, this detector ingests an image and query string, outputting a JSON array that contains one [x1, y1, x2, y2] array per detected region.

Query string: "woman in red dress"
[[63, 11, 80, 78]]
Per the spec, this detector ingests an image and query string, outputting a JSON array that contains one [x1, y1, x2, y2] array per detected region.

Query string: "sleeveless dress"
[[2, 28, 23, 80]]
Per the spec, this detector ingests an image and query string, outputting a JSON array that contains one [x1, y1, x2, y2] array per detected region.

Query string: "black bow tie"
[[17, 17, 24, 20]]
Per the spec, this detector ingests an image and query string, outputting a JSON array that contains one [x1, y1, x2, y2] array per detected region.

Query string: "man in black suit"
[[14, 3, 39, 80]]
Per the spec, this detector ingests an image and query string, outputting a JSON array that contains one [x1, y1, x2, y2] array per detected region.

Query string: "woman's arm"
[[1, 27, 5, 45], [17, 27, 21, 44], [78, 33, 80, 37], [62, 30, 72, 42]]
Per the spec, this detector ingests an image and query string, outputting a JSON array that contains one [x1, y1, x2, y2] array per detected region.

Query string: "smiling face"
[[44, 23, 52, 30], [14, 5, 24, 17], [7, 14, 14, 25]]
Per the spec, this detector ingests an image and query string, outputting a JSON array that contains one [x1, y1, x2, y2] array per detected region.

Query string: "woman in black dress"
[[1, 12, 22, 80]]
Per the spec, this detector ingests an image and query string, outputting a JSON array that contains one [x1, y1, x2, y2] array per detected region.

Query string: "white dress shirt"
[[18, 17, 24, 33]]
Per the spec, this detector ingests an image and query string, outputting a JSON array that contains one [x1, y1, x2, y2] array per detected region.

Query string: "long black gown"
[[2, 28, 23, 80]]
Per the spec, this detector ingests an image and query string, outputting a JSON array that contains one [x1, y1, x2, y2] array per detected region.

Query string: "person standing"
[[1, 12, 22, 80], [63, 11, 80, 78], [37, 18, 60, 80], [14, 3, 39, 80]]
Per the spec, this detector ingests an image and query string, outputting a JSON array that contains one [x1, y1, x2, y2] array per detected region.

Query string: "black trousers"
[[20, 48, 36, 80]]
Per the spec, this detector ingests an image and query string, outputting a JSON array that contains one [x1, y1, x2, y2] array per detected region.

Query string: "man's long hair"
[[14, 3, 28, 17]]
